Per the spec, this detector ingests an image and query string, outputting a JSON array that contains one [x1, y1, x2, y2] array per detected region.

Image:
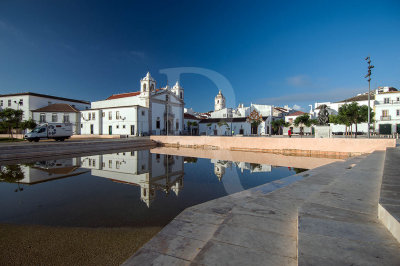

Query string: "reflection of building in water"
[[211, 159, 272, 181], [17, 158, 88, 184], [80, 150, 184, 207]]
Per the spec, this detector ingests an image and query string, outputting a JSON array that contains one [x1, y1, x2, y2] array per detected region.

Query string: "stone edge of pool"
[[123, 141, 400, 265]]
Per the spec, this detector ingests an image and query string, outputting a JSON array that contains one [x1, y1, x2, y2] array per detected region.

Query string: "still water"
[[0, 149, 302, 228]]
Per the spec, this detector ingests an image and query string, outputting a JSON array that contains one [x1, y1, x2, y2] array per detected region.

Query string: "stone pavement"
[[378, 147, 400, 243], [123, 150, 400, 265]]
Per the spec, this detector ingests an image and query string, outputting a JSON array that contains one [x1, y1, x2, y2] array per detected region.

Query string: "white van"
[[24, 123, 73, 142]]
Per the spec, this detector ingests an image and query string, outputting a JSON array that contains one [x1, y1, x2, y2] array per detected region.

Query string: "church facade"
[[198, 90, 276, 136], [80, 72, 184, 136]]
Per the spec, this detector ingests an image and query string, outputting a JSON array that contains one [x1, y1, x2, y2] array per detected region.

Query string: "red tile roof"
[[287, 111, 305, 116], [184, 113, 201, 120], [32, 103, 80, 113], [106, 91, 141, 100]]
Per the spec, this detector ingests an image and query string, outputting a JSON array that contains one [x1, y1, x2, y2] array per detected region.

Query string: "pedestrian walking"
[[288, 129, 292, 138]]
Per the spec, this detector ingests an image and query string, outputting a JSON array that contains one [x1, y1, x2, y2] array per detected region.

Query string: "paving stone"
[[160, 219, 219, 242], [299, 202, 377, 224], [223, 213, 297, 237], [122, 248, 190, 266], [211, 223, 297, 258], [192, 240, 296, 266], [299, 214, 399, 245], [175, 210, 226, 225], [140, 233, 205, 261], [298, 232, 400, 266]]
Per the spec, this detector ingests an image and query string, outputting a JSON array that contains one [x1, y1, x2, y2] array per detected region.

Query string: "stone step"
[[298, 151, 400, 265], [378, 147, 400, 243]]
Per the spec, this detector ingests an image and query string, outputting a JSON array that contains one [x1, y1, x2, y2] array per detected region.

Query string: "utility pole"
[[365, 56, 374, 138]]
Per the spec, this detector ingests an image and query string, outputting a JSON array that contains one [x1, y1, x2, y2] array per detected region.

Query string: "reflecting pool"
[[0, 149, 303, 228]]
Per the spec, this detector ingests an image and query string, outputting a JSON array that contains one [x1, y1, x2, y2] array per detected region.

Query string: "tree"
[[271, 119, 289, 135], [0, 165, 25, 192], [246, 110, 263, 135], [329, 102, 374, 138], [21, 119, 37, 131], [0, 108, 24, 139], [294, 114, 317, 136]]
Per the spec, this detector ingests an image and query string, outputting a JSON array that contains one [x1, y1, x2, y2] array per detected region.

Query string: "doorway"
[[90, 124, 94, 134], [109, 125, 112, 135]]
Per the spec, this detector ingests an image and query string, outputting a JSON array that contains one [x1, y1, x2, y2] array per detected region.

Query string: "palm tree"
[[271, 119, 289, 135], [294, 114, 317, 137]]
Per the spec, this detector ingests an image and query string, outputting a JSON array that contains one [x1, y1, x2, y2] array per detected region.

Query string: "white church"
[[80, 72, 184, 136], [198, 90, 277, 136]]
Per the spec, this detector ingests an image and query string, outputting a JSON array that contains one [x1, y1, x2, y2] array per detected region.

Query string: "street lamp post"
[[365, 56, 374, 138]]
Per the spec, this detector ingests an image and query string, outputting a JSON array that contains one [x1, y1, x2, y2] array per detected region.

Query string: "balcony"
[[380, 116, 391, 121], [377, 100, 400, 105]]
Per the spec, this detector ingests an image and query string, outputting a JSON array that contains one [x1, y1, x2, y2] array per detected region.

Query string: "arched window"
[[180, 92, 183, 99], [217, 100, 219, 103], [150, 84, 154, 91], [143, 83, 147, 91]]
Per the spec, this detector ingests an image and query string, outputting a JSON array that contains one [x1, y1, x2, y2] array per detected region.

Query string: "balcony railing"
[[377, 100, 400, 105], [380, 116, 391, 121]]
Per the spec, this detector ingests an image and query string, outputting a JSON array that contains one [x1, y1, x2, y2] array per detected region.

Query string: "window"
[[116, 125, 119, 129], [116, 111, 120, 119], [180, 92, 183, 99], [116, 161, 120, 169], [88, 113, 91, 120], [19, 99, 23, 106], [109, 160, 112, 168], [92, 160, 96, 167], [142, 110, 145, 116], [143, 83, 147, 91], [48, 101, 52, 105], [397, 97, 400, 102], [81, 124, 83, 128], [151, 84, 154, 91], [123, 125, 126, 129], [108, 111, 112, 120], [8, 100, 11, 107], [382, 110, 389, 117], [397, 110, 400, 116], [63, 114, 70, 123], [102, 112, 105, 117], [92, 112, 95, 120], [156, 118, 160, 129], [40, 113, 46, 123], [166, 95, 169, 101], [384, 98, 390, 104], [176, 120, 179, 130], [52, 113, 58, 122], [0, 100, 3, 106]]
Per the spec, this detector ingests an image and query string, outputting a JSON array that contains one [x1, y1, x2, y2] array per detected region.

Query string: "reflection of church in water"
[[212, 159, 272, 181], [80, 150, 184, 207]]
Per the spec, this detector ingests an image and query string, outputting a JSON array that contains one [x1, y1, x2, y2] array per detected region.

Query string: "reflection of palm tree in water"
[[0, 165, 25, 192]]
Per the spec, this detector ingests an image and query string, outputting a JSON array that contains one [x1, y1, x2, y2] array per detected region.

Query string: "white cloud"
[[292, 104, 302, 111], [286, 75, 311, 87]]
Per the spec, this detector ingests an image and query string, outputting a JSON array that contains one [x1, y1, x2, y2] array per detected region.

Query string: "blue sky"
[[0, 0, 399, 112]]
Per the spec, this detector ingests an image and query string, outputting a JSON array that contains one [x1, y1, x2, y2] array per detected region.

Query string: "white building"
[[0, 92, 90, 121], [31, 104, 83, 134], [313, 86, 398, 135], [80, 150, 184, 207], [375, 90, 400, 134], [212, 159, 271, 181], [80, 72, 184, 136], [198, 91, 275, 136]]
